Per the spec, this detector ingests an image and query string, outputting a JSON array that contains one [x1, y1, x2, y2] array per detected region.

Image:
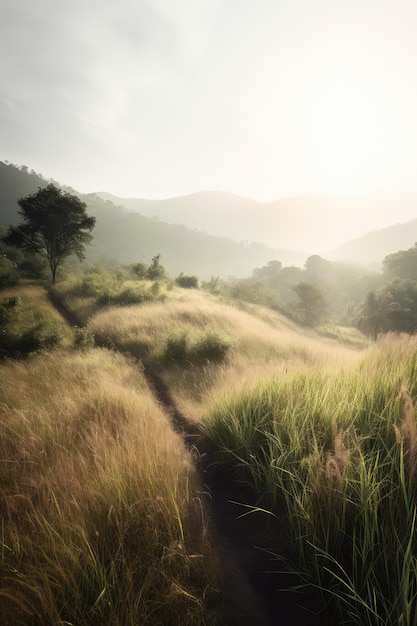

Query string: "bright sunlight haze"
[[1, 0, 417, 219]]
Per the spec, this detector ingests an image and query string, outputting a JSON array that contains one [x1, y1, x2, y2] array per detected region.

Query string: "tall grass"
[[88, 297, 360, 421], [0, 349, 226, 625], [203, 333, 417, 625], [51, 268, 167, 324], [0, 284, 74, 356]]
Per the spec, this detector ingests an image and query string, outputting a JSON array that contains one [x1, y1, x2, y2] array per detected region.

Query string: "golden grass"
[[89, 296, 361, 420], [1, 284, 75, 347], [0, 349, 226, 625], [201, 332, 417, 625]]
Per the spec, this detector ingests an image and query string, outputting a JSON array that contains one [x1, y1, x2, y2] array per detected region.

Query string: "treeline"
[[2, 176, 417, 342], [3, 234, 417, 343], [213, 245, 417, 338]]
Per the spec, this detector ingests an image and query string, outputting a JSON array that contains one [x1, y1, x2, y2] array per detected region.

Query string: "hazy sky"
[[2, 0, 417, 204]]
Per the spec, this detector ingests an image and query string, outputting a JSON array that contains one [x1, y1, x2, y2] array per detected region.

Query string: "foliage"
[[383, 242, 417, 280], [50, 266, 168, 324], [72, 327, 95, 350], [0, 253, 18, 288], [0, 292, 65, 357], [203, 334, 417, 625], [129, 261, 148, 279], [175, 273, 199, 289], [293, 280, 327, 326], [3, 184, 96, 283], [0, 350, 228, 625], [358, 280, 417, 339], [202, 275, 221, 294], [146, 253, 166, 280], [163, 329, 232, 365]]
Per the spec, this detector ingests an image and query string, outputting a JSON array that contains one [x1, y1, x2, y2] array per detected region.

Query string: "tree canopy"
[[3, 184, 96, 283], [382, 243, 417, 280], [293, 281, 327, 326]]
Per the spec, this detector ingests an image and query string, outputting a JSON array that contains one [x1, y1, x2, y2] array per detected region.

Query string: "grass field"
[[88, 294, 361, 421], [0, 348, 230, 625], [2, 281, 416, 624], [0, 284, 75, 356], [202, 333, 417, 625]]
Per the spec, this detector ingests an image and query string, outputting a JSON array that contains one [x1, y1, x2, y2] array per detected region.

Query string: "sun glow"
[[309, 86, 378, 193]]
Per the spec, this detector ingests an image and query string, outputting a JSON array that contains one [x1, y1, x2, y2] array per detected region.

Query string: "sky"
[[2, 0, 417, 210]]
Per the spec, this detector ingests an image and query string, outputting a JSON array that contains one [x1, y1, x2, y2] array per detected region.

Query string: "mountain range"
[[1, 160, 417, 277], [98, 190, 417, 261]]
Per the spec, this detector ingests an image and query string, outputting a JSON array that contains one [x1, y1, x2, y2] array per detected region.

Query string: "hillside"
[[98, 190, 360, 251], [0, 162, 305, 278], [327, 220, 417, 265], [2, 160, 417, 274]]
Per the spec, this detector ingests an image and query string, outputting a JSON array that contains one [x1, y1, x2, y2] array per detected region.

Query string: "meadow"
[[0, 347, 232, 625], [2, 273, 417, 624]]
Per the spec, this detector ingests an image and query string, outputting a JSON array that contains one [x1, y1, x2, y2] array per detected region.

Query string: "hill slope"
[[98, 190, 407, 253], [327, 220, 417, 265], [0, 162, 305, 278]]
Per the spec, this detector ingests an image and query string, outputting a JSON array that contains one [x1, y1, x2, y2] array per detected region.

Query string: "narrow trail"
[[49, 292, 316, 626]]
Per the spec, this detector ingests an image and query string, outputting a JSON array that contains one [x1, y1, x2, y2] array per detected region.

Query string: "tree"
[[146, 254, 166, 280], [3, 184, 96, 283], [293, 281, 327, 326], [383, 243, 417, 281], [357, 290, 401, 341], [358, 280, 417, 339]]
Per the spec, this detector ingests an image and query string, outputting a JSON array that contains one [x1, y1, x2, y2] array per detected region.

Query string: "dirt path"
[[49, 293, 316, 625]]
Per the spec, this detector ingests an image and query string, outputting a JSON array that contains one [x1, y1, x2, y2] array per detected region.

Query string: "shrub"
[[0, 255, 18, 288], [163, 330, 231, 365], [175, 273, 199, 289], [73, 327, 95, 351], [129, 262, 148, 279], [0, 295, 63, 357], [164, 331, 189, 363], [192, 331, 231, 362]]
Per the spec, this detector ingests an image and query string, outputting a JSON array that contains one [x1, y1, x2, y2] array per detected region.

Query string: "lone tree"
[[3, 184, 96, 283]]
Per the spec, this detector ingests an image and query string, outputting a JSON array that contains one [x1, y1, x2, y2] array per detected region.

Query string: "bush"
[[163, 330, 231, 365], [2, 323, 62, 356], [164, 331, 189, 363], [129, 262, 148, 279], [192, 331, 231, 362], [0, 295, 63, 357], [175, 273, 199, 289], [73, 327, 95, 351], [0, 255, 18, 288]]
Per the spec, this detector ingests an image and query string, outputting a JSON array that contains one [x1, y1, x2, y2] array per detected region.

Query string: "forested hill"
[[0, 161, 51, 227], [327, 220, 417, 266], [0, 161, 306, 279]]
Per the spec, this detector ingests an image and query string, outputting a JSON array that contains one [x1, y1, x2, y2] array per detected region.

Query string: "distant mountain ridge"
[[98, 191, 357, 251], [0, 161, 305, 278], [327, 220, 417, 266], [2, 160, 417, 276], [98, 190, 415, 254]]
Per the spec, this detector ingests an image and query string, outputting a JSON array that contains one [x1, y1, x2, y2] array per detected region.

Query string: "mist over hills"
[[98, 191, 358, 251], [1, 160, 417, 278], [0, 162, 305, 278], [327, 220, 417, 266], [98, 190, 417, 255]]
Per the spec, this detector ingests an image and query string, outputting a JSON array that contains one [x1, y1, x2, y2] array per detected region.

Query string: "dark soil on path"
[[143, 364, 318, 626]]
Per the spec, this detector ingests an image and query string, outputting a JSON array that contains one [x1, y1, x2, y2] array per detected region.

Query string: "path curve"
[[49, 291, 316, 626]]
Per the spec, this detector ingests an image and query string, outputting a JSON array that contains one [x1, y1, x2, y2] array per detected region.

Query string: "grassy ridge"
[[88, 295, 360, 421], [0, 349, 227, 625], [202, 333, 417, 625], [4, 280, 413, 624]]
